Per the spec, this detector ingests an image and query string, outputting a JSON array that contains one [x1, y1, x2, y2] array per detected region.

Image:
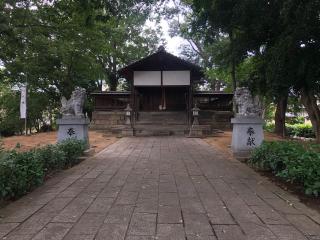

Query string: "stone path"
[[1, 137, 320, 240]]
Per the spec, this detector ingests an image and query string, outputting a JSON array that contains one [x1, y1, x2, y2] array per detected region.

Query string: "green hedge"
[[249, 141, 320, 196], [286, 123, 315, 138], [263, 122, 315, 138], [263, 122, 275, 133], [0, 139, 86, 200]]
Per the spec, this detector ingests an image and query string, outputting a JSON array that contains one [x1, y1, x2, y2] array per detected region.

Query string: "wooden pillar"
[[130, 73, 136, 125], [188, 86, 192, 126], [188, 72, 193, 126], [160, 70, 166, 110]]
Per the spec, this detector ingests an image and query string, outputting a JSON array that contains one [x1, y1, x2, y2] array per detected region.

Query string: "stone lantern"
[[189, 103, 203, 137], [124, 104, 132, 125], [192, 104, 200, 126], [122, 104, 134, 137]]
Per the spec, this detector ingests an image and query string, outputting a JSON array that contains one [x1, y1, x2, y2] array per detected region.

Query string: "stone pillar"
[[57, 116, 90, 147], [231, 117, 264, 159]]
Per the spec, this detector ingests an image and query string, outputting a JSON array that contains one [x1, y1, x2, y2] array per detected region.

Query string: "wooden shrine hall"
[[91, 47, 233, 136]]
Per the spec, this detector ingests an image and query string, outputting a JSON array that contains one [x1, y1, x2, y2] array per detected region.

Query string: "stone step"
[[134, 129, 188, 137], [90, 124, 126, 130], [134, 123, 189, 136], [137, 111, 187, 125], [135, 130, 171, 137], [134, 124, 189, 130], [136, 121, 187, 125]]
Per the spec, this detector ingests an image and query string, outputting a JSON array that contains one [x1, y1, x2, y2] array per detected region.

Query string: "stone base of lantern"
[[189, 125, 203, 138], [121, 126, 134, 137]]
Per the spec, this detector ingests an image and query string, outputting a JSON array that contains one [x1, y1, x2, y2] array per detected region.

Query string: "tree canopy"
[[1, 0, 319, 142], [0, 0, 164, 135], [167, 0, 320, 141]]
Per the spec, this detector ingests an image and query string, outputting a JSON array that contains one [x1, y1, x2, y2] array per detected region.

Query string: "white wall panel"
[[163, 71, 190, 86], [134, 71, 161, 86]]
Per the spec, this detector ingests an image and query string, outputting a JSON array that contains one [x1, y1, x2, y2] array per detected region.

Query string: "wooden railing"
[[92, 91, 233, 112], [92, 92, 131, 111], [193, 92, 233, 111]]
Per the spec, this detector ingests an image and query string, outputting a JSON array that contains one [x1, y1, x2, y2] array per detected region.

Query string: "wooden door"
[[138, 87, 161, 111]]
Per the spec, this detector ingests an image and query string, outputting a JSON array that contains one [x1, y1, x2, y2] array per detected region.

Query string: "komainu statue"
[[234, 87, 262, 117], [61, 87, 86, 117]]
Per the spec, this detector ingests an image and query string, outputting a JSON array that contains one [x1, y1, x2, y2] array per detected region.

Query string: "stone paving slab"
[[0, 137, 320, 239]]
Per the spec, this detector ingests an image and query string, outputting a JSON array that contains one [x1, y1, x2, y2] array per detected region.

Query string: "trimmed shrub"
[[0, 150, 44, 198], [286, 116, 305, 125], [286, 123, 315, 138], [0, 138, 86, 200], [263, 122, 315, 139], [250, 141, 320, 196], [34, 144, 66, 173], [57, 139, 87, 167]]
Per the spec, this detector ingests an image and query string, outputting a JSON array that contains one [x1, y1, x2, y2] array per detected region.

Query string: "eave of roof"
[[91, 91, 131, 95], [118, 47, 204, 78]]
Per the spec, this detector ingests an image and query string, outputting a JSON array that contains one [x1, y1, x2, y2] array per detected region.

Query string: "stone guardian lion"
[[61, 87, 86, 117], [234, 87, 262, 117]]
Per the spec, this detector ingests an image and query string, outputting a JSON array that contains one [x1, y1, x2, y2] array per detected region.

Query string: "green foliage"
[[264, 104, 276, 122], [286, 123, 315, 138], [286, 116, 305, 125], [263, 122, 315, 138], [0, 150, 44, 198], [0, 84, 58, 136], [33, 144, 66, 174], [0, 138, 86, 200], [263, 122, 275, 133], [250, 141, 320, 196], [179, 0, 320, 141], [0, 0, 163, 134], [0, 85, 23, 136], [57, 139, 87, 167]]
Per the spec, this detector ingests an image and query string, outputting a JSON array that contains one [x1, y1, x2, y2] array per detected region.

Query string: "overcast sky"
[[159, 20, 187, 55], [145, 0, 189, 56]]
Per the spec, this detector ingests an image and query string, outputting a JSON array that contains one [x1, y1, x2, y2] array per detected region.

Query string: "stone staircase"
[[90, 111, 126, 136], [134, 111, 189, 136], [90, 111, 222, 137]]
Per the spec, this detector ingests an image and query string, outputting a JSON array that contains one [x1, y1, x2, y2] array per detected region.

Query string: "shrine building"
[[91, 47, 233, 136]]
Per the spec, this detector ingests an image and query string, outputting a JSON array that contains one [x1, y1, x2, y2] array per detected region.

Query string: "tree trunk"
[[229, 31, 237, 92], [96, 80, 103, 91], [229, 30, 237, 114], [109, 43, 118, 91], [109, 73, 117, 91], [300, 88, 320, 143], [274, 94, 288, 137]]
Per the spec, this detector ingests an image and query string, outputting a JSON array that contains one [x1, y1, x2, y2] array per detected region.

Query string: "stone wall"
[[90, 111, 126, 132], [199, 110, 233, 130], [91, 110, 233, 134]]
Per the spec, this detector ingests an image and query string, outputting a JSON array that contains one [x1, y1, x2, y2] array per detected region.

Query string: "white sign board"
[[134, 71, 161, 86], [163, 71, 190, 86], [20, 86, 27, 119]]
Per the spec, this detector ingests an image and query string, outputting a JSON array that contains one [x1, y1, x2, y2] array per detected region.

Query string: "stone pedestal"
[[231, 117, 264, 159], [57, 117, 90, 147], [189, 125, 203, 138], [121, 126, 134, 137]]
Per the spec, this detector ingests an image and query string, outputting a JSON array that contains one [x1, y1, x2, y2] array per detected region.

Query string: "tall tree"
[[166, 0, 241, 91], [182, 0, 320, 141], [93, 0, 164, 90], [0, 0, 163, 133]]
